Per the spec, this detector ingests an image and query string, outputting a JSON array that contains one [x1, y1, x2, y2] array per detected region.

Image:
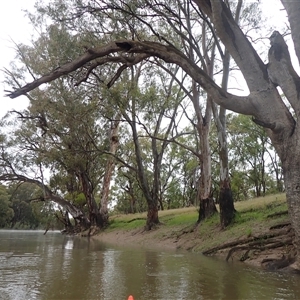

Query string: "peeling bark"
[[145, 203, 159, 231], [99, 114, 121, 227], [283, 157, 300, 256], [219, 179, 235, 228], [197, 197, 218, 223]]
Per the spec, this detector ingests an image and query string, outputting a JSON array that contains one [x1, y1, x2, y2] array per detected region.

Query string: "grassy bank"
[[108, 194, 287, 235], [107, 194, 288, 251], [95, 193, 297, 271]]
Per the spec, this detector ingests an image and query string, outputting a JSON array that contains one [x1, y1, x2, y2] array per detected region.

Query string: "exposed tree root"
[[127, 218, 146, 223], [261, 254, 296, 271], [267, 210, 289, 218], [203, 223, 296, 271], [269, 222, 291, 230], [225, 238, 293, 262], [203, 227, 292, 255]]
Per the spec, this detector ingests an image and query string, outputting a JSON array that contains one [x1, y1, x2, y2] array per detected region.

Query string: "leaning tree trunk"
[[80, 172, 104, 228], [8, 176, 91, 230], [266, 14, 300, 265], [125, 114, 160, 230]]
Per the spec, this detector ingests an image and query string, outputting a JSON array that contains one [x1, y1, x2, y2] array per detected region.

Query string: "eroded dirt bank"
[[93, 219, 299, 274]]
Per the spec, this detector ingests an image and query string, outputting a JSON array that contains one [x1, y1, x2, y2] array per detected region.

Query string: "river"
[[0, 230, 300, 300]]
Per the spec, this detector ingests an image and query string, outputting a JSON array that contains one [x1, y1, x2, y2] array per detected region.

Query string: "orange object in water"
[[128, 295, 134, 300]]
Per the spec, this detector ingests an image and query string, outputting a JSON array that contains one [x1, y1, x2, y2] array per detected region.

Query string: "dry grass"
[[233, 193, 286, 212], [111, 193, 286, 221], [108, 193, 287, 232], [110, 206, 198, 222]]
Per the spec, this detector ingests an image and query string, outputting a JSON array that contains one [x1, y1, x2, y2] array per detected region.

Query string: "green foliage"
[[65, 192, 86, 207], [1, 21, 115, 225], [0, 185, 14, 227], [227, 114, 283, 199], [8, 183, 51, 229], [0, 183, 60, 229], [74, 193, 87, 207]]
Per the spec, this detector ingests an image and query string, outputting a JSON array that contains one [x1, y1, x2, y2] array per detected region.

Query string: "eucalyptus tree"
[[162, 129, 200, 208], [0, 80, 109, 231], [136, 0, 220, 222], [211, 0, 244, 227], [8, 0, 300, 266], [108, 64, 184, 229], [1, 25, 118, 231], [99, 111, 121, 224], [114, 121, 203, 212], [137, 66, 190, 213]]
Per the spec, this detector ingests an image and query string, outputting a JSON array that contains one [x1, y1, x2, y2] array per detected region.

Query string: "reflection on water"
[[0, 230, 300, 300]]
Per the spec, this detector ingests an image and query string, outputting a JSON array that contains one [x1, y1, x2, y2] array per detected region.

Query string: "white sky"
[[0, 0, 36, 118], [0, 0, 291, 118]]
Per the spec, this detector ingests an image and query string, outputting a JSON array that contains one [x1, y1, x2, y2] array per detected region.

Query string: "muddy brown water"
[[0, 230, 300, 300]]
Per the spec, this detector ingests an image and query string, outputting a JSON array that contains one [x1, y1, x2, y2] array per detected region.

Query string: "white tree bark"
[[281, 0, 300, 66], [99, 113, 121, 225]]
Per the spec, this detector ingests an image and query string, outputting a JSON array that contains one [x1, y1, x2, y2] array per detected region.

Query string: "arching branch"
[[6, 40, 255, 116]]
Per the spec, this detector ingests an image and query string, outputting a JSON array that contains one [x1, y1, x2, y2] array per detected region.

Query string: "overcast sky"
[[0, 0, 289, 118], [0, 0, 36, 118]]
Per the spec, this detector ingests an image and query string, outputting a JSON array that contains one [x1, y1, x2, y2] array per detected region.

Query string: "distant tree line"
[[0, 183, 63, 230]]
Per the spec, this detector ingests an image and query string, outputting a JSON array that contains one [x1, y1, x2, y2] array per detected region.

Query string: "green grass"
[[103, 193, 290, 253], [233, 201, 287, 224], [190, 198, 288, 252], [160, 210, 198, 226], [107, 193, 288, 233], [108, 218, 146, 230]]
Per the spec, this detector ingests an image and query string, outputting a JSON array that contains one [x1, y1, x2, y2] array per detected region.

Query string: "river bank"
[[93, 193, 299, 273]]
